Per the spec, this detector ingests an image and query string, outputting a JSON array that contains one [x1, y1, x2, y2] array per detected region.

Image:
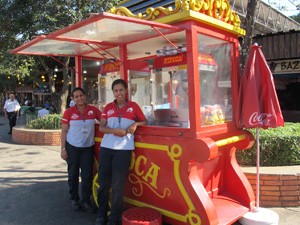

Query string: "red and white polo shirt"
[[101, 100, 146, 150], [62, 104, 101, 148]]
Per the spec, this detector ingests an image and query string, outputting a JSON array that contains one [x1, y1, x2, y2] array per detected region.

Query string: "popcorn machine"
[[11, 1, 256, 224]]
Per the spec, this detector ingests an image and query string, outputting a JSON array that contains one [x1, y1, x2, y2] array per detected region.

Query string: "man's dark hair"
[[111, 79, 127, 90]]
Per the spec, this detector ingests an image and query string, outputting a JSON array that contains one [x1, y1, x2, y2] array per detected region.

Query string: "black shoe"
[[8, 131, 12, 134], [95, 217, 107, 225], [107, 219, 122, 225], [107, 221, 121, 225], [80, 202, 95, 213], [70, 200, 80, 211], [107, 222, 116, 225]]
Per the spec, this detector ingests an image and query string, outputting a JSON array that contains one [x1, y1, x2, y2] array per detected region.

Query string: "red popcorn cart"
[[11, 1, 256, 224]]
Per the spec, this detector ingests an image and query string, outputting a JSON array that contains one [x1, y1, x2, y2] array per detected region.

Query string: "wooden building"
[[253, 30, 300, 122]]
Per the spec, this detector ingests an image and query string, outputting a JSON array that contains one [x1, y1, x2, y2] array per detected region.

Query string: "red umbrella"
[[236, 43, 284, 208]]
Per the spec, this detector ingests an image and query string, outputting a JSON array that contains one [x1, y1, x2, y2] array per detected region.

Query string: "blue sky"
[[262, 0, 299, 16]]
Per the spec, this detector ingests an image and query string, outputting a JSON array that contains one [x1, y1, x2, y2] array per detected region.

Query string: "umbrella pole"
[[256, 128, 260, 208]]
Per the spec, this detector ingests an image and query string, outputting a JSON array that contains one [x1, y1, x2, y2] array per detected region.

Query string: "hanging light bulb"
[[83, 68, 87, 74], [54, 66, 58, 72]]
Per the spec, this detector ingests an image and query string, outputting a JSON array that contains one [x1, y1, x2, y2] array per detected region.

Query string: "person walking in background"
[[69, 96, 75, 107], [38, 105, 50, 118], [95, 79, 147, 225], [24, 99, 31, 106], [3, 94, 20, 134], [60, 87, 101, 213]]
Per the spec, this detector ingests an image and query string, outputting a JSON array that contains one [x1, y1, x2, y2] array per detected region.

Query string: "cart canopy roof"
[[11, 12, 184, 61]]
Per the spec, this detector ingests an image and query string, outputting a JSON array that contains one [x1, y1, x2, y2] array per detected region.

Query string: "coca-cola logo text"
[[249, 112, 274, 126]]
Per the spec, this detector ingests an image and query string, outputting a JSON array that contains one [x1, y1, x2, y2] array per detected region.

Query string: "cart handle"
[[215, 134, 246, 147]]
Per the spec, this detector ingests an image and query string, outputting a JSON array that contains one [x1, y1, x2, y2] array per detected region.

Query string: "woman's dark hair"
[[72, 87, 85, 97], [111, 79, 127, 90]]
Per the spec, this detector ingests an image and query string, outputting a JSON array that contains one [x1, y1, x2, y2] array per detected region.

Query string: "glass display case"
[[128, 35, 233, 128], [198, 34, 233, 126], [149, 66, 189, 127]]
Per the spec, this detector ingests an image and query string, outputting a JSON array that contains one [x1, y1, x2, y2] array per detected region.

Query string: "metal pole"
[[256, 128, 260, 208]]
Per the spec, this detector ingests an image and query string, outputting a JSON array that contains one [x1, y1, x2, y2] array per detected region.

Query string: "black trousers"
[[97, 147, 132, 223], [66, 142, 94, 204], [7, 111, 17, 132]]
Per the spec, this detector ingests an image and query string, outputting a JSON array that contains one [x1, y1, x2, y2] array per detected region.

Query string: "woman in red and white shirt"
[[95, 79, 147, 225], [61, 87, 101, 212]]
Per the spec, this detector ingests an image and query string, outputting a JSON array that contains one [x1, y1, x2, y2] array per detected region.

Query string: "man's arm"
[[3, 102, 7, 117]]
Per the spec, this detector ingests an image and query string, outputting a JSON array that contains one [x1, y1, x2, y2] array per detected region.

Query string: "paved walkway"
[[0, 114, 97, 225], [0, 114, 299, 225], [242, 165, 300, 175]]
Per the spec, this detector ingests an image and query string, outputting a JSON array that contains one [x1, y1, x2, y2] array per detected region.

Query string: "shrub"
[[26, 114, 62, 130], [236, 123, 300, 166]]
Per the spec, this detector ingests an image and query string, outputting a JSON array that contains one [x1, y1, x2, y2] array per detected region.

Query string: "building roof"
[[119, 0, 300, 34], [253, 29, 300, 60]]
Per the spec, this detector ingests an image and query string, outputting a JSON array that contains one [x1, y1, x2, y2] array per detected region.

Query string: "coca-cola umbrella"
[[236, 43, 284, 208]]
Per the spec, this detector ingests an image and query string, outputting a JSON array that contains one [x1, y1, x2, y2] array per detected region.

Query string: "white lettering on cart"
[[249, 112, 274, 126]]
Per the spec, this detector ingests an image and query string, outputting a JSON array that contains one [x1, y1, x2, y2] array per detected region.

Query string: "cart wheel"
[[92, 172, 100, 207], [92, 173, 112, 209]]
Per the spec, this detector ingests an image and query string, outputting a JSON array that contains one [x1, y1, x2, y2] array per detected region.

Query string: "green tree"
[[240, 0, 258, 71], [291, 13, 300, 23], [0, 0, 121, 112], [267, 0, 300, 21]]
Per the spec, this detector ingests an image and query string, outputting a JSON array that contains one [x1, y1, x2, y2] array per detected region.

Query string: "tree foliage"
[[0, 0, 121, 110], [291, 13, 300, 23], [240, 0, 258, 72]]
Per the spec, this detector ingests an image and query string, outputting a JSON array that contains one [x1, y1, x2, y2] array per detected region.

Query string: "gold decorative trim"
[[110, 0, 241, 27], [126, 142, 201, 225], [94, 138, 202, 224], [128, 173, 172, 198], [124, 197, 201, 225], [110, 6, 144, 19]]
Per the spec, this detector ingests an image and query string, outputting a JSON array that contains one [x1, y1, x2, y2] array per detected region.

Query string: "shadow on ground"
[[0, 180, 97, 225]]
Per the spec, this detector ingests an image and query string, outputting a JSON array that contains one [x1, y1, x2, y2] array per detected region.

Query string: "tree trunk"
[[38, 56, 70, 114], [240, 0, 258, 73], [59, 57, 71, 114]]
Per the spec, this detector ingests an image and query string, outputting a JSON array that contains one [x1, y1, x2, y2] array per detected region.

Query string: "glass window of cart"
[[198, 34, 232, 126], [149, 62, 189, 128], [98, 72, 121, 112], [129, 70, 152, 122], [99, 60, 151, 113], [81, 59, 101, 107], [82, 75, 99, 106]]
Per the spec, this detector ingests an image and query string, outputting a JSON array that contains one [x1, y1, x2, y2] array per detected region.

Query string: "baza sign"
[[268, 59, 300, 74]]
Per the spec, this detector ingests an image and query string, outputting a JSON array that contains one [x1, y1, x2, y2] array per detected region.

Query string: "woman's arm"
[[60, 123, 69, 160], [127, 120, 147, 134], [99, 118, 127, 137]]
